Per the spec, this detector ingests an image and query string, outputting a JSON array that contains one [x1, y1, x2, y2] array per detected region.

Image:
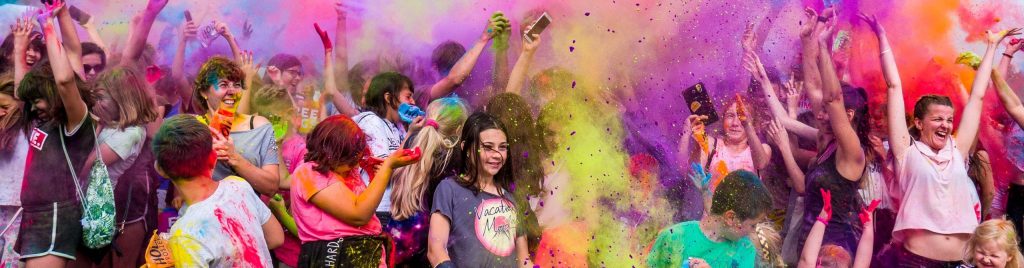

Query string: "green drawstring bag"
[[60, 125, 116, 249]]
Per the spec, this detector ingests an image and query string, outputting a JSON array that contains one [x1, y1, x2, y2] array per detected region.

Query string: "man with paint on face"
[[154, 115, 283, 267], [647, 170, 771, 268]]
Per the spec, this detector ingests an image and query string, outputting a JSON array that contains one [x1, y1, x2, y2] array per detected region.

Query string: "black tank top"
[[797, 143, 865, 255]]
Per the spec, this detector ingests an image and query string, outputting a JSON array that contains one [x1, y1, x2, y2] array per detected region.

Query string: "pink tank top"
[[708, 139, 756, 191], [892, 139, 980, 236]]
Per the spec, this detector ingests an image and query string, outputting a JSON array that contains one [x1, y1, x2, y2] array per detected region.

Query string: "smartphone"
[[184, 10, 193, 22], [68, 6, 90, 25], [682, 82, 719, 125], [524, 12, 551, 42]]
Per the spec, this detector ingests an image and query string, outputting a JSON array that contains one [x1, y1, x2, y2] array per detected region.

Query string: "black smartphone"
[[682, 82, 719, 125], [68, 6, 90, 25], [184, 10, 193, 22], [524, 12, 551, 42]]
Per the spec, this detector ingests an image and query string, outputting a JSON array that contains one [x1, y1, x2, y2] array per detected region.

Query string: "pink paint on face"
[[214, 208, 263, 266]]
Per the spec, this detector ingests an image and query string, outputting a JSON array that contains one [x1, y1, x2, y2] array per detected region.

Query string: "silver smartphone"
[[524, 12, 551, 42]]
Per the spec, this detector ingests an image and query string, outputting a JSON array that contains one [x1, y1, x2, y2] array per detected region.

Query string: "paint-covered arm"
[[993, 71, 1024, 129], [852, 212, 875, 268], [40, 13, 88, 130], [818, 40, 865, 181], [958, 29, 1019, 158], [11, 18, 33, 90], [740, 104, 772, 169], [236, 52, 258, 116], [309, 149, 419, 226], [55, 5, 84, 78], [332, 1, 353, 105], [122, 0, 167, 62], [268, 194, 298, 237], [516, 236, 534, 268], [800, 8, 825, 117], [172, 20, 197, 82], [798, 194, 831, 268], [997, 37, 1023, 76], [491, 13, 511, 95]]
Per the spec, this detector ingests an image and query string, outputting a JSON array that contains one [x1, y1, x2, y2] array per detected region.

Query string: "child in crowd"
[[647, 170, 772, 268]]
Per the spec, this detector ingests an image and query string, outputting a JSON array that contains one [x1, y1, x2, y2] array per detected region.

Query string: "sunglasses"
[[84, 64, 105, 74]]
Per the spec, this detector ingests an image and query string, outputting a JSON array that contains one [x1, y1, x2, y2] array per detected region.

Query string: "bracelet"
[[816, 216, 829, 226], [1005, 53, 1015, 58]]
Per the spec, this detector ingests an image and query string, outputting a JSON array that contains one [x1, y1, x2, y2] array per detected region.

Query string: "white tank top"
[[892, 139, 980, 236], [708, 139, 756, 191]]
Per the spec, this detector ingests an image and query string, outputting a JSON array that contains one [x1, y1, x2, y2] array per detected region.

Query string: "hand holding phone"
[[524, 12, 551, 42], [682, 82, 719, 125]]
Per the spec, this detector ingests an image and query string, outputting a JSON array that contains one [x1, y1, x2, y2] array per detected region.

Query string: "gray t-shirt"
[[213, 123, 280, 181], [432, 178, 523, 268]]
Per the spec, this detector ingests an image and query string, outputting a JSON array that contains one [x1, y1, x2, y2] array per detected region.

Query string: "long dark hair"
[[365, 72, 414, 118], [17, 60, 92, 126], [0, 32, 46, 74], [452, 112, 515, 196]]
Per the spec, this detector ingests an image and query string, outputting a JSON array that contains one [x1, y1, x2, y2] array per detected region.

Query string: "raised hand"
[[145, 0, 168, 14], [735, 94, 749, 122], [242, 19, 254, 39], [766, 119, 790, 147], [11, 17, 34, 49], [314, 23, 332, 51], [482, 11, 510, 42], [782, 77, 803, 110], [181, 20, 199, 41], [215, 20, 232, 38], [859, 199, 881, 226], [820, 189, 833, 221], [857, 12, 884, 34], [36, 0, 64, 27], [799, 7, 819, 40], [238, 50, 260, 80], [521, 27, 541, 54], [742, 23, 756, 53], [987, 28, 1022, 45], [689, 163, 713, 195], [210, 126, 241, 166]]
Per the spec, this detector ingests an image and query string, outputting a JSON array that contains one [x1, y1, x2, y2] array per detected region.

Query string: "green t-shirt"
[[646, 221, 756, 268]]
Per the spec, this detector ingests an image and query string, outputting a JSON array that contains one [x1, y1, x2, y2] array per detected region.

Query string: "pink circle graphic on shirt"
[[474, 198, 517, 256]]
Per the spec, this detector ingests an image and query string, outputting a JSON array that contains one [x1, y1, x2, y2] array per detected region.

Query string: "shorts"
[[16, 202, 82, 260], [297, 235, 390, 268]]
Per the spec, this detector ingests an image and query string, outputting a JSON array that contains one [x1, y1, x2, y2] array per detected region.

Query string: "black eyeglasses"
[[84, 64, 105, 74]]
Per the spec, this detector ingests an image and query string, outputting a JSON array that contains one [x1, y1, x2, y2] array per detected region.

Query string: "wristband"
[[816, 216, 829, 226], [817, 16, 829, 23], [1004, 53, 1015, 59], [435, 260, 455, 268]]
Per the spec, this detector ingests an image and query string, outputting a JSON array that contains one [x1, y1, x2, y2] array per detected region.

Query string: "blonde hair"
[[964, 219, 1024, 268], [92, 66, 158, 129], [390, 97, 469, 220], [753, 222, 785, 268]]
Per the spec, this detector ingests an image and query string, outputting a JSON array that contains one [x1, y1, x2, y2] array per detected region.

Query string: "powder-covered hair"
[[964, 219, 1024, 268], [192, 56, 244, 114], [390, 97, 469, 220], [304, 115, 368, 175], [152, 115, 215, 180], [91, 66, 158, 130], [817, 244, 852, 268]]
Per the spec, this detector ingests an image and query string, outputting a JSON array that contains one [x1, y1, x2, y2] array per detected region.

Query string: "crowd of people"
[[3, 0, 1024, 267]]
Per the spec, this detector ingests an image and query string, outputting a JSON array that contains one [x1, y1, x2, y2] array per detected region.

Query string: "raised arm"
[[767, 119, 806, 193], [997, 37, 1023, 77], [39, 7, 87, 130], [859, 13, 910, 161], [853, 200, 880, 268], [55, 1, 84, 77], [122, 0, 167, 62], [956, 28, 1020, 158], [431, 18, 500, 99], [506, 34, 540, 96], [331, 1, 351, 99], [817, 38, 866, 180], [236, 51, 258, 115], [801, 8, 827, 116], [322, 33, 359, 117], [491, 12, 511, 94], [798, 189, 832, 268], [74, 7, 108, 55], [744, 48, 819, 140], [993, 71, 1024, 128], [215, 21, 243, 61], [737, 96, 772, 169], [11, 17, 33, 89]]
